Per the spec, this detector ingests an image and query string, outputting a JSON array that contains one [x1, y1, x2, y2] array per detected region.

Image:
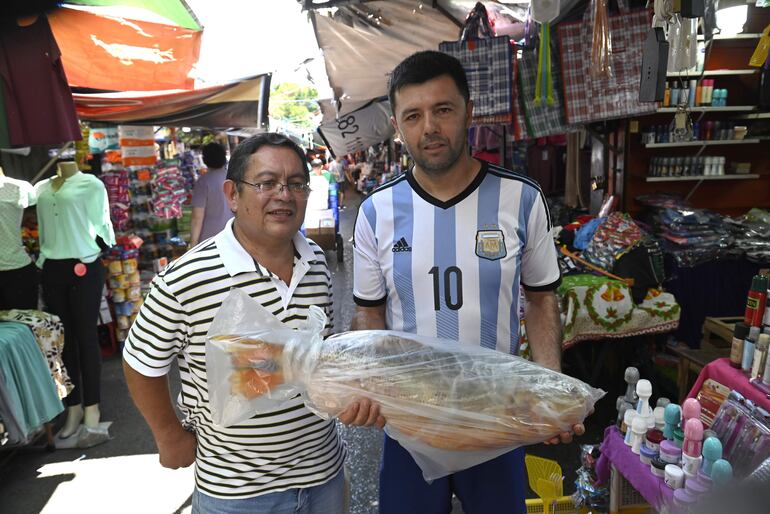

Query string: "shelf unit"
[[697, 33, 762, 41], [656, 106, 757, 113], [645, 174, 759, 182], [667, 69, 759, 78], [622, 5, 770, 217], [644, 139, 761, 148]]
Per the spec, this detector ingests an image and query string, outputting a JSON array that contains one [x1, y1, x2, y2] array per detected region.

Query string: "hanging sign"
[[317, 98, 394, 157]]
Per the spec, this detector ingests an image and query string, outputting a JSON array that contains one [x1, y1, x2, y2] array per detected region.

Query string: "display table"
[[596, 426, 674, 513], [687, 357, 770, 412]]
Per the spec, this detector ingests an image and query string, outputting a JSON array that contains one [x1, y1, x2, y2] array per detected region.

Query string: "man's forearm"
[[123, 361, 185, 443], [524, 290, 563, 371], [350, 304, 387, 330]]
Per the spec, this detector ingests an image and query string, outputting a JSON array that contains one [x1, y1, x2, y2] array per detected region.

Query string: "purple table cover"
[[596, 426, 675, 511]]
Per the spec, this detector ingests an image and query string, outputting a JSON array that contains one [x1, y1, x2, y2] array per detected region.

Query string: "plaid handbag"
[[517, 35, 570, 138], [439, 35, 514, 117], [558, 6, 656, 124]]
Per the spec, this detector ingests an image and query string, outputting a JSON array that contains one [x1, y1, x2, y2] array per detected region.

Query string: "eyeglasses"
[[239, 179, 311, 196]]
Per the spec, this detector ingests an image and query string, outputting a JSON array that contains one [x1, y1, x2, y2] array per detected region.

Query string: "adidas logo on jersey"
[[391, 237, 412, 252]]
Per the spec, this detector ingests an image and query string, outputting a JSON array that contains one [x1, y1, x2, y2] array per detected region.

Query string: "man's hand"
[[156, 426, 197, 469], [338, 397, 386, 429], [544, 423, 585, 445]]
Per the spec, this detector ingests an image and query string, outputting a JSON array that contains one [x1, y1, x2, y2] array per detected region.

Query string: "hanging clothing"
[[0, 309, 72, 399], [0, 175, 35, 271], [34, 172, 115, 267], [0, 321, 64, 442], [0, 16, 81, 147]]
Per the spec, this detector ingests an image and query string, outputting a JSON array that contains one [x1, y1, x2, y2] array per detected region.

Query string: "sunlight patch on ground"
[[37, 454, 193, 514]]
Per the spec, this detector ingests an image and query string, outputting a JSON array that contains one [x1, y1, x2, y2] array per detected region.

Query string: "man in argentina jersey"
[[123, 134, 347, 513], [352, 52, 583, 514]]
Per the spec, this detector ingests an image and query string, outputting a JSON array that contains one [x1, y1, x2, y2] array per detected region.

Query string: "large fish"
[[216, 330, 604, 452]]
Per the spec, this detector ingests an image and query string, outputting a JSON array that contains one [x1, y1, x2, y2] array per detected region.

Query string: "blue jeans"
[[191, 470, 345, 514]]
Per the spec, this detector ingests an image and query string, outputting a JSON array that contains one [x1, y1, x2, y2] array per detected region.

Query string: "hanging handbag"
[[517, 32, 570, 138], [558, 4, 655, 124], [439, 3, 513, 118]]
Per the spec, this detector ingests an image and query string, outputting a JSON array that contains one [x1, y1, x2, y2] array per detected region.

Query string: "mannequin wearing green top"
[[37, 161, 115, 440]]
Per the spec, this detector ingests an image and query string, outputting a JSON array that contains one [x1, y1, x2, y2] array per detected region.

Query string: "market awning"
[[49, 7, 202, 91], [64, 0, 201, 30], [310, 0, 462, 116], [73, 74, 271, 128], [317, 97, 394, 157]]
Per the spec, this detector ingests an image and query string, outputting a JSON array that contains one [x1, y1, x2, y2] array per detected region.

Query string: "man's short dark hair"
[[387, 51, 470, 112], [227, 133, 309, 188], [202, 142, 227, 168]]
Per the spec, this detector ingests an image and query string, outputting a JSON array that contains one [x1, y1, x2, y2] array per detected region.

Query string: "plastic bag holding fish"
[[207, 289, 604, 480]]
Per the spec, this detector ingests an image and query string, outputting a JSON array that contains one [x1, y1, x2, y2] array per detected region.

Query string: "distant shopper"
[[328, 156, 347, 208], [189, 142, 232, 246]]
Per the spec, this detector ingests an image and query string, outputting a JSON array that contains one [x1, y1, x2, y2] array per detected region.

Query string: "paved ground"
[[0, 189, 623, 514]]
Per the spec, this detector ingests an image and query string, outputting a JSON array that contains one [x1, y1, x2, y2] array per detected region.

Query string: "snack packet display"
[[207, 289, 604, 480]]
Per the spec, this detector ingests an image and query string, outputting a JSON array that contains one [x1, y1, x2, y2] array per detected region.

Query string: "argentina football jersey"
[[353, 161, 561, 354]]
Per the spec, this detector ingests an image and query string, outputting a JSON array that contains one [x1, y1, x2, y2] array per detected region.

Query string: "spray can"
[[730, 322, 749, 369], [744, 275, 769, 327]]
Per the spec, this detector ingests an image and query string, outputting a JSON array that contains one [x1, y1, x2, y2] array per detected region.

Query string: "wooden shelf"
[[667, 69, 759, 77], [734, 112, 770, 120], [656, 106, 757, 113], [644, 139, 761, 148], [645, 174, 759, 182], [697, 33, 762, 41]]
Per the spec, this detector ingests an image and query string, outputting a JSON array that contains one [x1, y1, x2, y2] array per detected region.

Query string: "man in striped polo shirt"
[[123, 133, 347, 513], [351, 51, 583, 513]]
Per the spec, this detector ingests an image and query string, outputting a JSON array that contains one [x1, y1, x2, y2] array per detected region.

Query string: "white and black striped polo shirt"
[[123, 218, 344, 499]]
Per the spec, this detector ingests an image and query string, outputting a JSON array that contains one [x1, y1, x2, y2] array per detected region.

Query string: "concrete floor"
[[0, 189, 616, 514]]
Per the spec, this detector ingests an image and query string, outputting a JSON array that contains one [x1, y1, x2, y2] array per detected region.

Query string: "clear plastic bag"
[[590, 0, 613, 78], [206, 289, 605, 481]]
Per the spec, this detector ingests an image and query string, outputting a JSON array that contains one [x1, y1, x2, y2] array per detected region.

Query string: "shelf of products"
[[667, 69, 759, 78], [697, 33, 762, 41], [656, 106, 757, 113], [644, 139, 761, 148], [645, 174, 759, 182]]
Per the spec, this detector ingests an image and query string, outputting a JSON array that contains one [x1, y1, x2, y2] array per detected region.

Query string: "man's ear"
[[223, 179, 239, 214]]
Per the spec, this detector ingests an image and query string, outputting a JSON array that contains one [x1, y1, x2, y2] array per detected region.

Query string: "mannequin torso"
[[52, 162, 80, 193]]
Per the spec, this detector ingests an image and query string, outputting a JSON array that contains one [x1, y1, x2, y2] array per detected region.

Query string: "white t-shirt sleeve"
[[521, 191, 561, 291], [353, 203, 386, 305], [21, 180, 36, 207]]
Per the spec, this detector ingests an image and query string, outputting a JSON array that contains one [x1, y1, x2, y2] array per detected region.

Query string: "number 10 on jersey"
[[429, 266, 463, 311]]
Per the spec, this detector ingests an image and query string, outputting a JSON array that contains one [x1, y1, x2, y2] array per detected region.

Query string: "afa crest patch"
[[475, 229, 506, 261]]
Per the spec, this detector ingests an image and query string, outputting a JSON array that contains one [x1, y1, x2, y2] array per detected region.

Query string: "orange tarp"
[[49, 7, 201, 91]]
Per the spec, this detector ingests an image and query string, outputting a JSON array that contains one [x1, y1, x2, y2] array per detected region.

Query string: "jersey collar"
[[406, 159, 488, 209]]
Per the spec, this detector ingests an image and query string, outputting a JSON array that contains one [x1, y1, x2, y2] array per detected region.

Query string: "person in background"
[[349, 50, 578, 514], [189, 142, 232, 247], [328, 156, 347, 209]]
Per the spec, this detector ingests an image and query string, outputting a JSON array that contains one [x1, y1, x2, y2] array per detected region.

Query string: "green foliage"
[[270, 82, 320, 129]]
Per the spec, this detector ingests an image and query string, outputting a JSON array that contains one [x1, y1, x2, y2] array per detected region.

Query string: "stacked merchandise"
[[636, 195, 734, 268], [101, 166, 130, 231], [725, 209, 770, 263], [150, 163, 186, 220], [104, 242, 142, 343]]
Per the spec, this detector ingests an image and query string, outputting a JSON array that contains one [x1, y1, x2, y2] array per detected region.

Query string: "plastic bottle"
[[688, 80, 697, 107], [704, 80, 715, 105], [695, 82, 702, 106], [730, 322, 749, 368], [752, 333, 769, 380], [743, 326, 761, 374], [664, 82, 671, 107], [671, 85, 681, 106]]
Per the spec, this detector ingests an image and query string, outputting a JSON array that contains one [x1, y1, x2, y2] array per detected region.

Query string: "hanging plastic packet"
[[682, 17, 698, 70], [667, 14, 684, 72], [590, 0, 613, 78], [206, 289, 604, 481], [531, 0, 560, 105], [749, 25, 770, 68]]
